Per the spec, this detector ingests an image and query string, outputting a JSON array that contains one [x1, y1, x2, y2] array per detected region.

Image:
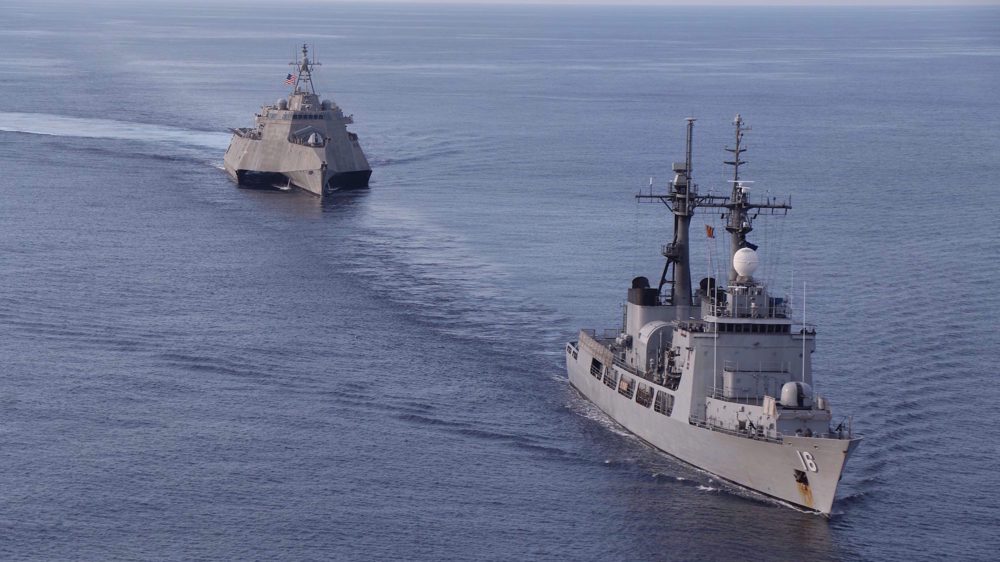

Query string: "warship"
[[566, 116, 861, 515], [224, 44, 371, 197]]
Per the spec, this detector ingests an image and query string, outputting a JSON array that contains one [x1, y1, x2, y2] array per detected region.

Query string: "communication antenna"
[[802, 281, 807, 383]]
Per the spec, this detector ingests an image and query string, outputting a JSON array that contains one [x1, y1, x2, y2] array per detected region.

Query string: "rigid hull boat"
[[566, 116, 860, 515], [224, 44, 371, 197]]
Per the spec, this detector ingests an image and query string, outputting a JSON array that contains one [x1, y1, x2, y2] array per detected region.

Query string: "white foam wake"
[[0, 112, 230, 150]]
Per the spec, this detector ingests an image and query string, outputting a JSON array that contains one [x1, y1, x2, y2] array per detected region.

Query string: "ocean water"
[[1, 1, 998, 560]]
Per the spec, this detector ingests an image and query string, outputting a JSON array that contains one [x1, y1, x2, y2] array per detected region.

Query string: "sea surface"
[[1, 1, 998, 560]]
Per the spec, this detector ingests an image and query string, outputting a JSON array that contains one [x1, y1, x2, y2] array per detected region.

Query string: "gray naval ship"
[[224, 44, 371, 197], [566, 116, 861, 515]]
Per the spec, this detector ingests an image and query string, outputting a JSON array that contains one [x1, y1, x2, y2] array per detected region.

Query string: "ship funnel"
[[628, 276, 659, 306]]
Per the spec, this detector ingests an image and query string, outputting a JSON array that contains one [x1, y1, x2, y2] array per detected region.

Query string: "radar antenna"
[[722, 113, 763, 281], [636, 116, 791, 316], [290, 43, 322, 95]]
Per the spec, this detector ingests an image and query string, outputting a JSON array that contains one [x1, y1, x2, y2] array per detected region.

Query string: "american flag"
[[284, 73, 296, 85]]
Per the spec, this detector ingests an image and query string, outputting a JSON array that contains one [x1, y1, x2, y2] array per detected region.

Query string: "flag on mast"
[[284, 73, 296, 85]]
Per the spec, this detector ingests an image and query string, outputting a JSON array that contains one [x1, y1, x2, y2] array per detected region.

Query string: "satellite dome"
[[276, 99, 288, 110], [780, 381, 813, 409], [733, 247, 759, 278]]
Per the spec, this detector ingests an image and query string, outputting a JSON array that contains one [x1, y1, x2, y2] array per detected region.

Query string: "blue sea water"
[[1, 1, 998, 560]]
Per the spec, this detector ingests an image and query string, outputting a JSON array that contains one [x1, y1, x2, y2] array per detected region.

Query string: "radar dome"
[[733, 247, 759, 278], [276, 99, 288, 110], [780, 382, 813, 409]]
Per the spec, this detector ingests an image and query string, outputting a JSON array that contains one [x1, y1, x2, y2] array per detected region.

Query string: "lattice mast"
[[290, 43, 321, 95], [724, 114, 757, 282]]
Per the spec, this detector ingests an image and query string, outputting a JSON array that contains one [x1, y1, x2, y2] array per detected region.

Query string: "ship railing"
[[287, 135, 326, 147], [720, 360, 790, 374], [791, 324, 817, 336], [692, 413, 854, 442], [701, 303, 791, 319], [689, 415, 783, 444], [612, 356, 640, 377], [579, 328, 618, 343], [231, 127, 261, 140], [677, 320, 709, 333], [709, 390, 766, 406]]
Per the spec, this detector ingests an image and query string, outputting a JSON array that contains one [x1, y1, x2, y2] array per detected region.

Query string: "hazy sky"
[[328, 0, 999, 5]]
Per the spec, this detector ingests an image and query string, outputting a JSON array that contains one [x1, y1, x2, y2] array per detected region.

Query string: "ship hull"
[[224, 156, 371, 196], [223, 128, 371, 198], [328, 169, 372, 190], [566, 343, 859, 515]]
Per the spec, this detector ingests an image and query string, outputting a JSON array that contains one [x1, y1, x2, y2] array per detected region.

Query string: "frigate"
[[224, 44, 371, 197], [566, 116, 861, 515]]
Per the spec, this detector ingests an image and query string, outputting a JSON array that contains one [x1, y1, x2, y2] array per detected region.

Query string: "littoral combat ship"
[[224, 44, 371, 197], [566, 116, 860, 515]]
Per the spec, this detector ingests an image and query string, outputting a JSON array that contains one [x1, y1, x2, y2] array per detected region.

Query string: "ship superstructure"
[[224, 44, 371, 197], [565, 116, 860, 515]]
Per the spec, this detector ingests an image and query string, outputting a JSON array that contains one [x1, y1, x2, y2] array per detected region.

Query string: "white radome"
[[733, 247, 759, 277]]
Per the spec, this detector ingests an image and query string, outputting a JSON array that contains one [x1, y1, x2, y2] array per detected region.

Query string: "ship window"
[[590, 358, 603, 379], [618, 376, 635, 399], [654, 391, 674, 416], [635, 383, 653, 408], [602, 369, 617, 389]]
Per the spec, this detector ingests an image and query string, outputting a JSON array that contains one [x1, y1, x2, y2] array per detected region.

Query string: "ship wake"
[[0, 111, 230, 150]]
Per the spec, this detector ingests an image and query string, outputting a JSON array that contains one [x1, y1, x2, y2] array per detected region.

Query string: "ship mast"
[[290, 43, 321, 95], [637, 116, 791, 313], [724, 114, 755, 282], [636, 118, 719, 317]]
